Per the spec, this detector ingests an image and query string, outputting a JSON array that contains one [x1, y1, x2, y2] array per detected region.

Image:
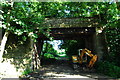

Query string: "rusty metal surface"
[[38, 27, 95, 40]]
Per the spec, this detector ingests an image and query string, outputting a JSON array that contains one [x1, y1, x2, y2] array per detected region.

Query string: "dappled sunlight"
[[0, 59, 21, 79], [0, 34, 32, 79], [0, 2, 119, 79], [45, 72, 90, 78], [26, 60, 111, 79]]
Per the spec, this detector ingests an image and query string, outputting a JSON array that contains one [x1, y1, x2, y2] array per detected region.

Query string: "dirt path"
[[27, 60, 111, 80], [0, 59, 21, 79]]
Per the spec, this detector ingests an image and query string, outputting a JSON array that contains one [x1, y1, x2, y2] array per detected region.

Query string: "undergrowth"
[[96, 61, 120, 78]]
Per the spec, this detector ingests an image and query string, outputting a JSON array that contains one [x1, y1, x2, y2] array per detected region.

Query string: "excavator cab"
[[78, 49, 87, 63], [72, 55, 79, 63], [72, 49, 87, 69], [72, 49, 82, 64]]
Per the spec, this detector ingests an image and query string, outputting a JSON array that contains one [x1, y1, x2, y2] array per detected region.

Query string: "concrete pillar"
[[93, 27, 107, 61]]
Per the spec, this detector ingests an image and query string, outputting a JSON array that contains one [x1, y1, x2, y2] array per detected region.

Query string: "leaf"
[[22, 36, 27, 41]]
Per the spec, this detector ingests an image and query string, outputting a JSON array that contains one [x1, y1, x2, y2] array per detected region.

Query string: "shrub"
[[96, 61, 120, 78], [22, 68, 32, 76]]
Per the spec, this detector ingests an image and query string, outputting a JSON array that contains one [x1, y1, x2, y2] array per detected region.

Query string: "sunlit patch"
[[0, 59, 22, 79], [45, 72, 90, 78]]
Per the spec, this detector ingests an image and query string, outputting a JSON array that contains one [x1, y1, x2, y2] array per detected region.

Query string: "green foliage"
[[3, 33, 32, 72], [1, 2, 120, 77], [42, 41, 68, 59], [44, 53, 55, 59], [1, 2, 120, 42], [58, 52, 66, 57], [96, 61, 120, 78], [105, 27, 120, 66], [43, 41, 57, 55], [22, 68, 32, 76], [1, 2, 45, 42], [3, 33, 30, 58], [60, 40, 85, 58]]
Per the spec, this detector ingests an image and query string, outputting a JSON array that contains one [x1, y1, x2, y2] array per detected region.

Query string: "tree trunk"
[[30, 37, 34, 71], [0, 2, 14, 62], [0, 31, 9, 62], [36, 39, 44, 67]]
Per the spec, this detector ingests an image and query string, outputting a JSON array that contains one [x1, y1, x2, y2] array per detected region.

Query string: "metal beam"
[[38, 27, 96, 40]]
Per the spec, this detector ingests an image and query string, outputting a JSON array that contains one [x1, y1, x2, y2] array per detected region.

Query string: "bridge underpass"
[[37, 27, 96, 57], [30, 27, 110, 79], [28, 18, 109, 79]]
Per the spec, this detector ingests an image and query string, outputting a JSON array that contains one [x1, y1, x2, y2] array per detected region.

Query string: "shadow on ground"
[[25, 59, 111, 80]]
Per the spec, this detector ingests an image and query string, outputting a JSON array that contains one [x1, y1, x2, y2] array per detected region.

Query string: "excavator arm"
[[79, 48, 98, 68], [88, 54, 98, 68]]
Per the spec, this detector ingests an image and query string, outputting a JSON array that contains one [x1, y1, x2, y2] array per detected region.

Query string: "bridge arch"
[[36, 17, 107, 62]]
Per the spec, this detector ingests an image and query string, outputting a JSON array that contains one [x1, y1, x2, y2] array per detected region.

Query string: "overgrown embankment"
[[0, 33, 32, 78], [96, 61, 120, 78], [96, 27, 120, 78]]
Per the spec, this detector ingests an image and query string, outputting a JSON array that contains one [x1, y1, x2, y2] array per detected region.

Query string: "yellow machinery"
[[72, 48, 98, 69]]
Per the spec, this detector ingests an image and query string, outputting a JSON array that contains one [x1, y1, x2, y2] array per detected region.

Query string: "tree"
[[0, 2, 45, 62], [0, 1, 13, 62], [42, 41, 58, 58], [0, 2, 120, 65], [60, 40, 85, 58]]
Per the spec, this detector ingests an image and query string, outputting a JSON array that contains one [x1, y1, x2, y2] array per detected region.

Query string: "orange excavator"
[[72, 48, 98, 70]]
